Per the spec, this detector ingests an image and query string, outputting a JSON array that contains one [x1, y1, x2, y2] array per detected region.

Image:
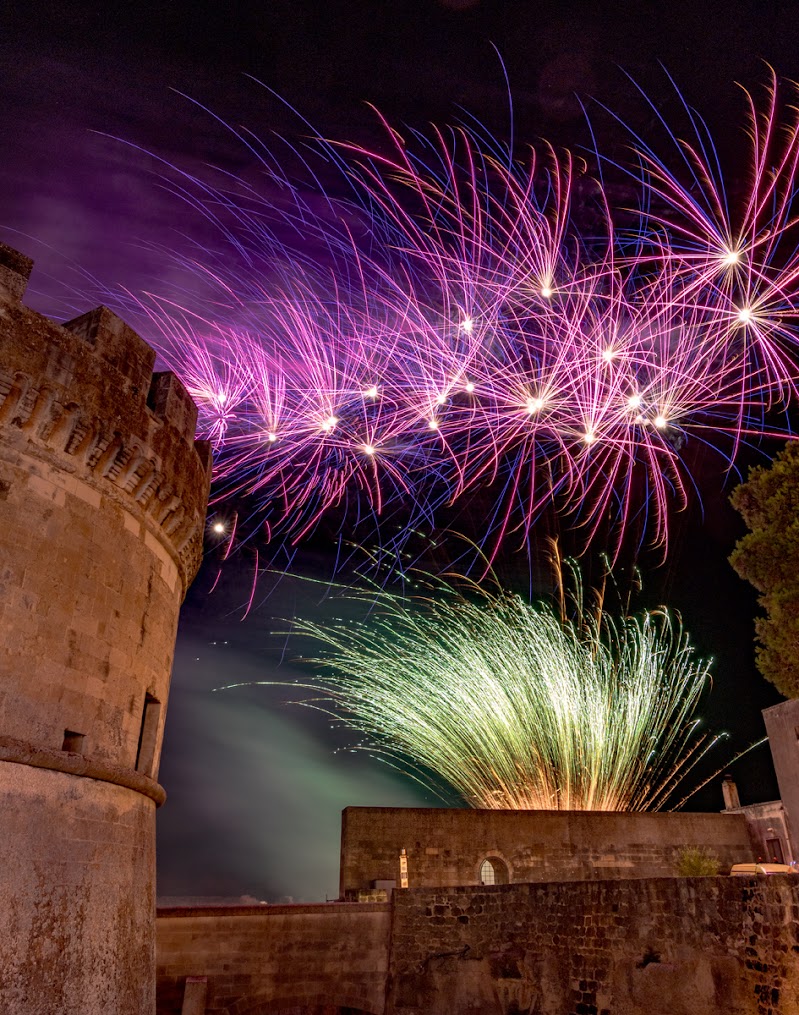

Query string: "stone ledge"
[[0, 734, 166, 806], [158, 901, 392, 918]]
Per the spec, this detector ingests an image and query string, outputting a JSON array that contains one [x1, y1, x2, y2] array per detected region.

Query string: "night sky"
[[4, 0, 796, 901]]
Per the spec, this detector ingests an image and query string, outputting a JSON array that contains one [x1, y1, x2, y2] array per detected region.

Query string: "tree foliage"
[[730, 441, 799, 698]]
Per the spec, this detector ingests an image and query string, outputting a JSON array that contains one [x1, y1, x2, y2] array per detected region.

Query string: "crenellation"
[[148, 369, 199, 442], [63, 305, 157, 389], [0, 242, 33, 301]]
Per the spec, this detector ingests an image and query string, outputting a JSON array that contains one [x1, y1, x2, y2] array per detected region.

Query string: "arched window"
[[479, 857, 509, 885]]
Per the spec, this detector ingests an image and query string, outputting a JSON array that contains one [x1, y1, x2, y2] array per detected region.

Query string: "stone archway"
[[479, 855, 510, 885]]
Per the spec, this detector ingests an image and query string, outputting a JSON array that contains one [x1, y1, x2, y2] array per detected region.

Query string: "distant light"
[[364, 385, 379, 399], [540, 285, 553, 299], [583, 430, 596, 444], [526, 396, 544, 414], [461, 316, 474, 334], [435, 394, 447, 406], [737, 306, 753, 324], [602, 348, 616, 363], [627, 394, 642, 409], [429, 418, 440, 430], [217, 392, 227, 405], [362, 444, 376, 456], [266, 431, 277, 443], [212, 522, 226, 535], [321, 415, 339, 432], [654, 414, 668, 429], [465, 381, 475, 393], [722, 248, 741, 266]]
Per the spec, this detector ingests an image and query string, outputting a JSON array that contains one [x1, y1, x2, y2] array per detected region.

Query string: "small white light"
[[465, 381, 475, 393], [362, 444, 375, 456], [722, 248, 740, 266], [602, 348, 616, 363], [627, 394, 642, 409], [654, 414, 668, 429], [321, 415, 339, 432], [737, 306, 752, 324], [429, 418, 439, 430], [461, 316, 474, 333], [212, 522, 226, 534], [540, 285, 553, 299], [583, 430, 596, 444], [435, 394, 447, 406], [364, 385, 379, 399], [266, 431, 277, 443], [526, 397, 544, 414]]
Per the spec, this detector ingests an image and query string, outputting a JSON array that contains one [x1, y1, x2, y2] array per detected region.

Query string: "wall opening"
[[766, 837, 785, 863], [479, 857, 509, 885], [135, 693, 161, 777], [61, 730, 85, 754]]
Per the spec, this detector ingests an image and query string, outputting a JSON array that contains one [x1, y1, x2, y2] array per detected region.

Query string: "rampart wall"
[[387, 875, 799, 1015], [156, 877, 799, 1015], [340, 807, 754, 896], [156, 902, 392, 1014]]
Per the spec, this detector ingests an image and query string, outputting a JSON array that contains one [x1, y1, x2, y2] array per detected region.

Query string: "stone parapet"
[[0, 250, 211, 595]]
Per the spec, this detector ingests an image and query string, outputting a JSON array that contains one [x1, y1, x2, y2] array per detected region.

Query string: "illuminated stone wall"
[[386, 875, 799, 1015], [155, 876, 799, 1015], [156, 902, 392, 1014], [0, 242, 211, 1015], [340, 806, 754, 897]]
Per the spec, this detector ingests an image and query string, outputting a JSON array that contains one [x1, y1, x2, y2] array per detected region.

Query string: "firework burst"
[[116, 71, 799, 561], [265, 566, 735, 811]]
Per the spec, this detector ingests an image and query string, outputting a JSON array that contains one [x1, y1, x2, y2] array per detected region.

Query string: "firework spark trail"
[[261, 569, 723, 811], [116, 72, 799, 559]]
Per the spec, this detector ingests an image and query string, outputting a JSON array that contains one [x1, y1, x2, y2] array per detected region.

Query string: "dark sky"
[[3, 0, 794, 901]]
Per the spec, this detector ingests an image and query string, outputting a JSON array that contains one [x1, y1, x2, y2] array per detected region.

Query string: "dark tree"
[[730, 441, 799, 698]]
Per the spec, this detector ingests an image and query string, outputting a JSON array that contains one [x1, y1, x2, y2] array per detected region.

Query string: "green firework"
[[278, 570, 731, 811]]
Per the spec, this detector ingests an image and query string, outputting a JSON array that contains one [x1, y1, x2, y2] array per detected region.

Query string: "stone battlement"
[[0, 241, 211, 594]]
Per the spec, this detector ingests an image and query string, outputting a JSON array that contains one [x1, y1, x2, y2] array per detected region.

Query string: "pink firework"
[[120, 73, 799, 560]]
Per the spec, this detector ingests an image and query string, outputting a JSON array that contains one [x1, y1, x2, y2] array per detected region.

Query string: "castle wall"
[[340, 807, 754, 896], [0, 243, 210, 1015], [1, 766, 156, 1013], [155, 878, 799, 1015], [386, 875, 799, 1015], [762, 699, 799, 862], [156, 903, 392, 1014]]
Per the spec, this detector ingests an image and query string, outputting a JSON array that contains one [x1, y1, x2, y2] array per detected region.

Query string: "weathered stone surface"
[[763, 699, 799, 861], [340, 807, 754, 896], [0, 242, 211, 1015], [156, 876, 799, 1015], [386, 876, 799, 1015], [156, 903, 392, 1014]]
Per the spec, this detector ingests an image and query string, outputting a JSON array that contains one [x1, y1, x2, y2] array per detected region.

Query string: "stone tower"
[[0, 243, 211, 1014]]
